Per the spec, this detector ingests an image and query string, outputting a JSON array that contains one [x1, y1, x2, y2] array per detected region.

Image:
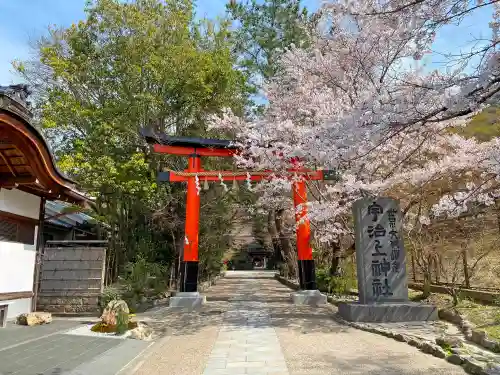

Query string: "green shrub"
[[115, 310, 129, 335], [329, 275, 350, 295], [121, 290, 139, 313], [315, 260, 357, 295], [99, 286, 122, 314], [492, 297, 500, 324], [124, 254, 167, 292], [121, 254, 167, 310], [315, 267, 331, 292]]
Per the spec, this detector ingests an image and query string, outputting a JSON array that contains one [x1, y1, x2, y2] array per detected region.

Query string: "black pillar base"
[[180, 261, 199, 292], [297, 260, 305, 289], [298, 259, 316, 290]]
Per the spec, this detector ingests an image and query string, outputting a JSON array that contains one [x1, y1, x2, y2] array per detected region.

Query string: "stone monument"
[[338, 197, 438, 322]]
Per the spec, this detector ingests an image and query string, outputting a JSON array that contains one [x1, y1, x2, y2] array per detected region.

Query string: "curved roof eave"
[[0, 85, 91, 203]]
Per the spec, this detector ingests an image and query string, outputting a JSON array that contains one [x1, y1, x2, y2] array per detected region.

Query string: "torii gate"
[[141, 129, 337, 305]]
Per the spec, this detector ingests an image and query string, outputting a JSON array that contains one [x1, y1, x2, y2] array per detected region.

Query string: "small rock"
[[129, 324, 153, 341], [421, 342, 436, 355], [447, 354, 464, 365], [439, 309, 463, 324], [439, 309, 453, 320], [420, 342, 447, 358], [408, 338, 422, 348], [436, 335, 463, 348], [485, 364, 500, 375], [394, 333, 408, 342], [471, 331, 487, 345], [379, 329, 394, 338], [462, 321, 473, 330], [463, 357, 486, 375], [433, 346, 447, 358], [482, 338, 499, 351], [17, 312, 52, 326], [472, 355, 490, 363]]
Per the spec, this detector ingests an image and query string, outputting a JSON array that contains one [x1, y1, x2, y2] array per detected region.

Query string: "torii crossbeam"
[[141, 128, 338, 299]]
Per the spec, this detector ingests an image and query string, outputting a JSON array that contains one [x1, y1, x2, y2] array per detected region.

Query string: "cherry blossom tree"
[[210, 0, 500, 246]]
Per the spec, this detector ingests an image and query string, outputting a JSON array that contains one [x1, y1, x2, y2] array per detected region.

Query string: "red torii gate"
[[141, 129, 338, 295]]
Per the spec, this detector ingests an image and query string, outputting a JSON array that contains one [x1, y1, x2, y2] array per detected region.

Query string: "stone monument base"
[[338, 302, 438, 322], [291, 290, 327, 306], [169, 292, 206, 308]]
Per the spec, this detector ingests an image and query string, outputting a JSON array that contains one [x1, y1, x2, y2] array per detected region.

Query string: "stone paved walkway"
[[203, 278, 288, 375], [132, 271, 468, 375]]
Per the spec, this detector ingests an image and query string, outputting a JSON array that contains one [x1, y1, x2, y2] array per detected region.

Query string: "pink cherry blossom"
[[209, 0, 500, 241]]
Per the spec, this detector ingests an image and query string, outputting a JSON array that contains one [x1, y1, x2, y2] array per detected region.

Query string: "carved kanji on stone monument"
[[352, 197, 408, 304]]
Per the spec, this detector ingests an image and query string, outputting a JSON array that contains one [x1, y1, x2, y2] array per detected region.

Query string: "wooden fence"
[[36, 240, 107, 315]]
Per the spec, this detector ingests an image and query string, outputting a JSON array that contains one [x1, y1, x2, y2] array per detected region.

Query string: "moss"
[[90, 321, 138, 333], [479, 325, 500, 342], [456, 304, 500, 341], [438, 341, 453, 355]]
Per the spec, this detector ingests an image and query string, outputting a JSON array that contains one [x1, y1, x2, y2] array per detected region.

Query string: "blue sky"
[[0, 0, 493, 84]]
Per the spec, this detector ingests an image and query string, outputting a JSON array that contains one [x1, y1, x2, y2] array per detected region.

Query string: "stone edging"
[[274, 274, 499, 375], [336, 316, 499, 375], [274, 274, 300, 290], [439, 308, 500, 353], [198, 273, 225, 292]]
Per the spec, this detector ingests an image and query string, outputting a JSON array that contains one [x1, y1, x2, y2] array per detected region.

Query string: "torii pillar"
[[293, 177, 316, 290], [180, 154, 201, 293]]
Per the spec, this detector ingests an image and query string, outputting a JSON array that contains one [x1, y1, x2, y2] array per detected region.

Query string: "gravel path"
[[131, 271, 468, 375]]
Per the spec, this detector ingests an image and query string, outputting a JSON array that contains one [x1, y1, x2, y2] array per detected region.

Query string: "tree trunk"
[[168, 261, 175, 290], [275, 208, 297, 278], [462, 247, 470, 289], [451, 289, 459, 306], [267, 210, 282, 267], [495, 198, 500, 234], [329, 240, 343, 277], [422, 269, 432, 298], [169, 226, 184, 290]]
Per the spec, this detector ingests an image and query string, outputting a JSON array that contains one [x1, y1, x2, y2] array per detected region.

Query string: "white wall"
[[0, 188, 40, 317], [0, 188, 40, 219], [0, 239, 37, 294], [3, 298, 32, 319]]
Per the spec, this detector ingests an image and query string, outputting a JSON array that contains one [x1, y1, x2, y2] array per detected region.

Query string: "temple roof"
[[45, 200, 97, 228], [0, 84, 88, 204]]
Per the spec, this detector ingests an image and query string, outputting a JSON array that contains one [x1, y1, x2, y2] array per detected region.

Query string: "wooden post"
[[292, 179, 316, 290], [31, 196, 46, 312], [180, 155, 201, 292]]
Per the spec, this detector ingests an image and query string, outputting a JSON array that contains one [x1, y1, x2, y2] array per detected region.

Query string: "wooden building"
[[44, 200, 100, 242], [0, 85, 88, 323]]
